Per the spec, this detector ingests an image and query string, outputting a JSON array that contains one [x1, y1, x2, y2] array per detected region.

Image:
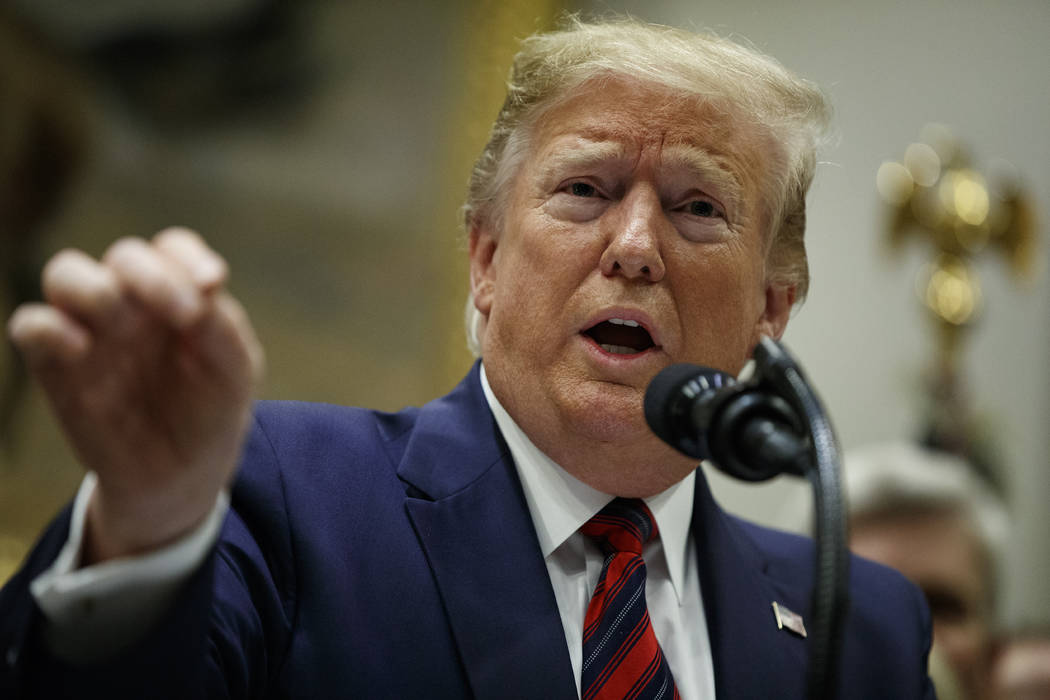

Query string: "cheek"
[[675, 247, 764, 315], [500, 215, 600, 289], [488, 225, 583, 327], [671, 248, 766, 364]]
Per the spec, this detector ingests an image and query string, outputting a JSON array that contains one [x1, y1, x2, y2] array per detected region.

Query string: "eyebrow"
[[659, 144, 744, 215], [535, 138, 627, 181]]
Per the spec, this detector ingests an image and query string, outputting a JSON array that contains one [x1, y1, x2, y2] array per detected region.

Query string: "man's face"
[[471, 78, 793, 496], [850, 512, 994, 700]]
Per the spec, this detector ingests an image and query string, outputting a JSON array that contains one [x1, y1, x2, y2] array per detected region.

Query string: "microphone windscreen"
[[644, 364, 733, 459], [644, 364, 704, 444]]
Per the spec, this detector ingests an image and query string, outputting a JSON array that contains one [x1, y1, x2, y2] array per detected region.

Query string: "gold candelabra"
[[878, 123, 1038, 374], [876, 124, 1039, 482]]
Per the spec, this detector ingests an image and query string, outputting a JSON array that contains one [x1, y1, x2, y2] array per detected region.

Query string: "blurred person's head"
[[844, 441, 1009, 700], [992, 626, 1050, 700]]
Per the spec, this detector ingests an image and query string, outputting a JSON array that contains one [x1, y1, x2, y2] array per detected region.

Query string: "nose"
[[599, 186, 667, 282]]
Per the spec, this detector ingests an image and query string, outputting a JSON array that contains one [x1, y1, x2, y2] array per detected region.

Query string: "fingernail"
[[193, 257, 226, 287]]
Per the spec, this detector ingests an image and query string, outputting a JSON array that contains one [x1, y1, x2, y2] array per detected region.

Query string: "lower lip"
[[578, 334, 662, 367]]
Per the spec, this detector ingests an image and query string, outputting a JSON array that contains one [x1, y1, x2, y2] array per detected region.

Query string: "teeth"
[[600, 343, 638, 355], [608, 318, 639, 327]]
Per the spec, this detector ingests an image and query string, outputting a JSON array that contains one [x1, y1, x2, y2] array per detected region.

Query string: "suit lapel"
[[396, 366, 812, 699], [692, 471, 809, 699], [398, 365, 576, 700]]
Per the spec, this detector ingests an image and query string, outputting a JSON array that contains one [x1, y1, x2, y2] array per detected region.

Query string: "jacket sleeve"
[[0, 413, 297, 699]]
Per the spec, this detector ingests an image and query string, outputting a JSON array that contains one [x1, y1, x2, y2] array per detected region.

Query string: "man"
[[844, 441, 1010, 700], [1, 18, 934, 699]]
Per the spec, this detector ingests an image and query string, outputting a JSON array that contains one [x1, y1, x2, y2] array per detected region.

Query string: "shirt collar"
[[480, 365, 696, 604]]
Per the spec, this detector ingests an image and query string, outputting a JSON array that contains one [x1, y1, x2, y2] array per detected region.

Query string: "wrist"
[[83, 479, 220, 564]]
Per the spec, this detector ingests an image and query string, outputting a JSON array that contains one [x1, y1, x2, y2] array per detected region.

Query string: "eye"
[[569, 182, 598, 197], [671, 194, 731, 243], [548, 180, 608, 222], [688, 199, 722, 218]]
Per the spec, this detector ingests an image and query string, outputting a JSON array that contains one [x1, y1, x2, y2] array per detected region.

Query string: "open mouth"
[[582, 318, 656, 356]]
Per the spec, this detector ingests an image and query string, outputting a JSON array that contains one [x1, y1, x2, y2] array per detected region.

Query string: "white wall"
[[594, 0, 1050, 624]]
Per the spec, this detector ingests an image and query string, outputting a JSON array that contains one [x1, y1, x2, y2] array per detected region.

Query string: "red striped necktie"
[[580, 498, 681, 700]]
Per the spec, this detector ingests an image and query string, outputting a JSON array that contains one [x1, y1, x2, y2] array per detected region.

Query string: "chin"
[[558, 381, 649, 443]]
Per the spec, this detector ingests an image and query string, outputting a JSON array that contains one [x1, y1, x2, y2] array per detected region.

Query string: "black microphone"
[[644, 362, 810, 481], [645, 340, 850, 700]]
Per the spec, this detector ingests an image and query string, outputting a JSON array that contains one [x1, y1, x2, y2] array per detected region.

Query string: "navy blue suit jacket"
[[1, 363, 935, 698]]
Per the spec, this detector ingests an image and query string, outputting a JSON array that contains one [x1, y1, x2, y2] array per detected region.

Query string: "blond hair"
[[463, 17, 832, 356]]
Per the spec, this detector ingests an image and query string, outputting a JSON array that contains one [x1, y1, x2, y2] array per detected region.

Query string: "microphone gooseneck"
[[643, 337, 849, 700]]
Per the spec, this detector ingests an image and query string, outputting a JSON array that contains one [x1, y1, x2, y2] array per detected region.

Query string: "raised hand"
[[7, 228, 263, 564]]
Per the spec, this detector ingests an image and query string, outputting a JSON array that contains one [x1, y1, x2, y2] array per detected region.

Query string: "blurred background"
[[1, 0, 1046, 692]]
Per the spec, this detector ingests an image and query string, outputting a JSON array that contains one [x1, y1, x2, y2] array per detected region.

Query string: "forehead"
[[525, 78, 768, 188]]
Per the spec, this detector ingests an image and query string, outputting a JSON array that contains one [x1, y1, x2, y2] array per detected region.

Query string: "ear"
[[753, 282, 796, 341], [468, 222, 499, 316]]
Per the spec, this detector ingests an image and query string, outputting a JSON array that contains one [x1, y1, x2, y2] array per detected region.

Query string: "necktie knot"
[[581, 498, 658, 557]]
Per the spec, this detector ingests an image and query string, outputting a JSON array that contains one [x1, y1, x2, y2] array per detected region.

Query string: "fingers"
[[7, 303, 91, 365], [147, 229, 261, 386], [215, 291, 265, 383], [12, 228, 255, 377], [103, 236, 204, 329], [35, 228, 227, 337], [185, 290, 266, 392], [100, 228, 229, 328], [12, 227, 239, 359], [153, 227, 228, 291], [41, 248, 123, 329]]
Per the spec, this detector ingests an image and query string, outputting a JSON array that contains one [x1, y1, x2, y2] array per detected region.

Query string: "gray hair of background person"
[[461, 15, 834, 357], [845, 441, 1011, 616]]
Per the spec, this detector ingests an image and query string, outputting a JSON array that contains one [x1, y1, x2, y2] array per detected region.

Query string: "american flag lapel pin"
[[771, 601, 807, 638]]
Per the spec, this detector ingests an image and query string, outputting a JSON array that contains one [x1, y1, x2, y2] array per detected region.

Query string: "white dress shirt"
[[30, 472, 229, 661], [30, 366, 716, 697], [480, 368, 715, 699]]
